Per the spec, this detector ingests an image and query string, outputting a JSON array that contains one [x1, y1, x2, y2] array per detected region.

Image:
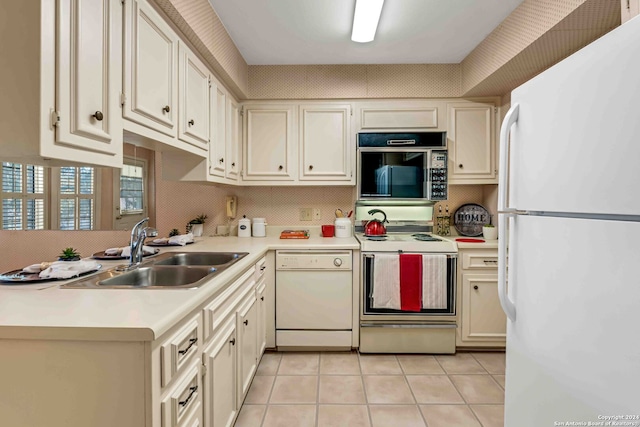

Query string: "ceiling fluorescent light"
[[351, 0, 384, 43]]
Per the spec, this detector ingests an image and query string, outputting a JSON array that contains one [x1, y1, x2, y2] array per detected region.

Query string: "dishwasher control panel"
[[276, 251, 352, 270]]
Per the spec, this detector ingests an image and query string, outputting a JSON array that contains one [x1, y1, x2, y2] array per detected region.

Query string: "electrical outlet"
[[299, 208, 312, 221], [313, 208, 321, 220]]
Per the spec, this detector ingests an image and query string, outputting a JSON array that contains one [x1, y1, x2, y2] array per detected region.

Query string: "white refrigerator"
[[498, 16, 640, 427]]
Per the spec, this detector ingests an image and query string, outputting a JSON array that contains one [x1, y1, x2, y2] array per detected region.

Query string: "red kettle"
[[364, 209, 388, 236]]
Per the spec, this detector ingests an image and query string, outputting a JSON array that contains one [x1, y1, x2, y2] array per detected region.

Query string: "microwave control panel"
[[429, 151, 448, 201]]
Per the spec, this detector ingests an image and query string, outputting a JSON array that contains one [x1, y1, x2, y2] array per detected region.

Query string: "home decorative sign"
[[453, 203, 491, 236]]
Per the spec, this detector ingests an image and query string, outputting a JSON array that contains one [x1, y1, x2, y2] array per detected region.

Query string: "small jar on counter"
[[252, 218, 266, 237]]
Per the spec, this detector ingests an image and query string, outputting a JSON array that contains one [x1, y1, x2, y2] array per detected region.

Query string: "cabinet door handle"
[[178, 386, 198, 408], [278, 165, 283, 170], [219, 158, 224, 163], [92, 111, 104, 121], [308, 165, 313, 170], [243, 320, 249, 326], [229, 338, 236, 346], [232, 162, 235, 167], [473, 285, 479, 290], [260, 296, 264, 301], [188, 119, 195, 126], [458, 163, 463, 168], [260, 266, 266, 271], [178, 338, 197, 356], [162, 105, 170, 113]]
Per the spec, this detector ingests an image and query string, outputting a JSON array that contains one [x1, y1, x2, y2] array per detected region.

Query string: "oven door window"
[[363, 254, 456, 315], [359, 151, 426, 199]]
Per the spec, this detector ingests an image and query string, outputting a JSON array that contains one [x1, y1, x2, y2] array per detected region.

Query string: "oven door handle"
[[360, 323, 457, 329], [386, 139, 416, 145]]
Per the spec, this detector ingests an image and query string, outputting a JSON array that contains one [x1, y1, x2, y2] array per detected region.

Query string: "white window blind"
[[119, 162, 144, 215], [59, 166, 95, 230], [1, 162, 46, 230]]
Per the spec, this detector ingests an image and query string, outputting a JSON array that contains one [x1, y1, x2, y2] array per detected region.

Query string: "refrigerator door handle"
[[498, 103, 519, 322]]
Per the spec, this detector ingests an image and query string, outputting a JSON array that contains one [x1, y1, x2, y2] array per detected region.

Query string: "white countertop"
[[0, 235, 359, 342]]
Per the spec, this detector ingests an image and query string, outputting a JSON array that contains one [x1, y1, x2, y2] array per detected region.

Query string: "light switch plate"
[[299, 208, 312, 221]]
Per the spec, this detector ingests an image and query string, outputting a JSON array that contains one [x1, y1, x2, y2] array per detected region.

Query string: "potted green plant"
[[482, 223, 498, 240], [168, 228, 180, 237], [186, 214, 207, 237], [58, 247, 81, 261]]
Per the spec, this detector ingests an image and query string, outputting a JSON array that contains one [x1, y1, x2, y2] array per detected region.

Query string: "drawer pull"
[[474, 285, 479, 290], [483, 260, 498, 265], [178, 338, 197, 356], [243, 320, 249, 326], [230, 338, 236, 346], [178, 386, 198, 408], [260, 266, 266, 271]]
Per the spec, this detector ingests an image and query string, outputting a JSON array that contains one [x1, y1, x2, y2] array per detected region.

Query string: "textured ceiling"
[[208, 0, 525, 65]]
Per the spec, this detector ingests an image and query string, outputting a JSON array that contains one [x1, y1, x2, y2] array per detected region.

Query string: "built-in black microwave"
[[357, 132, 448, 201]]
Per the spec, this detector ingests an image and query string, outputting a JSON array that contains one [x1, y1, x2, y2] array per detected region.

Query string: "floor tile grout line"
[[261, 353, 282, 426], [356, 351, 375, 427]]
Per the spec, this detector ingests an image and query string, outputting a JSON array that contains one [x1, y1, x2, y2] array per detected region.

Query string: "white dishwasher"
[[276, 250, 352, 349]]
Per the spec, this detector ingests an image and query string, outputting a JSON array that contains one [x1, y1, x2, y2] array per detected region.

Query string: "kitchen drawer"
[[160, 314, 201, 388], [161, 362, 202, 427], [461, 249, 498, 270], [203, 268, 255, 343], [255, 256, 267, 281]]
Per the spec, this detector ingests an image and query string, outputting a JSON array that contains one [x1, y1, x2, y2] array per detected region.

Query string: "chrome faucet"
[[129, 217, 158, 267]]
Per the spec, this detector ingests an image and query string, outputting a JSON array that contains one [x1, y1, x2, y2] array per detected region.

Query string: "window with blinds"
[[1, 162, 46, 230], [58, 166, 95, 230], [119, 162, 144, 215]]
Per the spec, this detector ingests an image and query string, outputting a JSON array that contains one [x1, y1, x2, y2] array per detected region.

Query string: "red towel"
[[399, 253, 422, 311]]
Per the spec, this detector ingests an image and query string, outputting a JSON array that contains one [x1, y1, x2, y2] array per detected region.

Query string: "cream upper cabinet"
[[123, 0, 178, 138], [354, 100, 446, 131], [299, 104, 353, 182], [457, 248, 506, 348], [178, 42, 210, 151], [225, 98, 241, 181], [209, 83, 226, 178], [621, 0, 640, 23], [55, 0, 123, 165], [447, 101, 498, 184], [243, 104, 296, 181], [2, 0, 124, 167]]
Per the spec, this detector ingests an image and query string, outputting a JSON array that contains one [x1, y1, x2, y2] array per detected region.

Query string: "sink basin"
[[60, 251, 249, 289], [97, 266, 216, 288], [61, 265, 219, 289], [153, 252, 248, 266]]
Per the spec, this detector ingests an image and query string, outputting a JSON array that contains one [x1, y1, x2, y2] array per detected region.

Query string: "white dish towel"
[[372, 253, 401, 309], [168, 233, 194, 246], [39, 260, 100, 280], [422, 254, 448, 309]]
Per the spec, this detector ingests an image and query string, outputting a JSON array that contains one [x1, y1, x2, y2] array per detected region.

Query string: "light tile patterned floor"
[[235, 351, 505, 427]]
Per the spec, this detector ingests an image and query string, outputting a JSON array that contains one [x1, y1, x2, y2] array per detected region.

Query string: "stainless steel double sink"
[[61, 252, 248, 289]]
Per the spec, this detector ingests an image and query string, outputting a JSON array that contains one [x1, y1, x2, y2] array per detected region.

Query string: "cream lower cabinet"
[[0, 260, 271, 427], [447, 100, 498, 184], [256, 280, 267, 358], [237, 293, 258, 402], [457, 248, 506, 348], [203, 318, 237, 427], [1, 0, 123, 168]]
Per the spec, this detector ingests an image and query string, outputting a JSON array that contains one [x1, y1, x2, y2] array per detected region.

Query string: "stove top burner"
[[365, 236, 387, 241], [411, 233, 442, 242]]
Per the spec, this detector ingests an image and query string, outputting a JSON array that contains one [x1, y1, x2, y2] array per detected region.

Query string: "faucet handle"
[[142, 227, 158, 238]]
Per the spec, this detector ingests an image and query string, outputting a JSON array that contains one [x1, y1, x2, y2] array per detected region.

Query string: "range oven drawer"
[[362, 253, 457, 316], [359, 323, 456, 354]]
